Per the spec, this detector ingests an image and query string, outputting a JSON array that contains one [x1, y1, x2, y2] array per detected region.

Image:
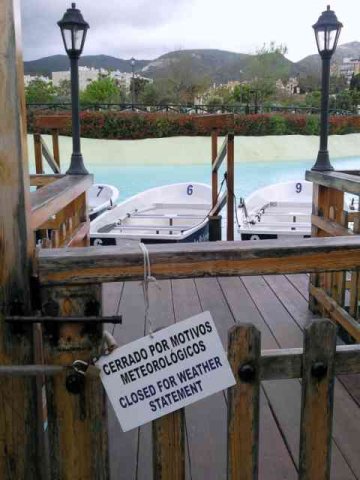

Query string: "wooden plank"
[[349, 217, 360, 319], [42, 284, 108, 480], [299, 320, 336, 480], [285, 274, 309, 299], [311, 215, 353, 236], [306, 170, 360, 195], [153, 410, 185, 480], [212, 135, 228, 172], [30, 174, 65, 187], [260, 345, 360, 380], [34, 133, 44, 174], [227, 324, 260, 480], [309, 285, 360, 342], [37, 236, 360, 286], [40, 136, 61, 174], [66, 221, 89, 248], [104, 281, 142, 480], [34, 114, 71, 130], [0, 0, 39, 478], [172, 279, 228, 480], [30, 174, 93, 230], [210, 191, 227, 216], [52, 131, 60, 170]]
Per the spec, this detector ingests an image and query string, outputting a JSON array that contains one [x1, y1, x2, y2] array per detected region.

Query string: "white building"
[[24, 74, 51, 87], [338, 58, 360, 83], [52, 66, 152, 92], [52, 67, 102, 90]]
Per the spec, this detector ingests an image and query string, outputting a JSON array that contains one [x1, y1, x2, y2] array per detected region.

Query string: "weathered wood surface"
[[40, 135, 61, 174], [30, 173, 65, 187], [37, 236, 360, 286], [299, 320, 337, 480], [41, 284, 108, 480], [228, 324, 260, 480], [306, 170, 360, 195], [104, 275, 360, 480], [30, 174, 92, 229], [0, 0, 39, 477], [211, 131, 218, 208], [153, 410, 185, 480], [311, 214, 353, 237], [260, 344, 360, 380], [226, 134, 234, 241], [310, 285, 360, 342], [34, 114, 71, 130]]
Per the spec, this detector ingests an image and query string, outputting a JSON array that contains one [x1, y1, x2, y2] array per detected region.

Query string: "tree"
[[56, 79, 71, 101], [130, 77, 149, 103], [350, 73, 360, 91], [80, 76, 121, 104], [25, 79, 57, 103], [245, 42, 290, 103]]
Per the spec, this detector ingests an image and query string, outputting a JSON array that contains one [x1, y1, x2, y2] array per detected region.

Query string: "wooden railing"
[[306, 169, 360, 342], [210, 131, 235, 240]]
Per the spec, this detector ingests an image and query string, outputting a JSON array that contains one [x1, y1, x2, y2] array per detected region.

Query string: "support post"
[[211, 129, 218, 208], [0, 0, 39, 477], [41, 284, 109, 480], [153, 410, 185, 480], [227, 324, 260, 480], [209, 215, 222, 241], [226, 133, 235, 241], [299, 319, 336, 480]]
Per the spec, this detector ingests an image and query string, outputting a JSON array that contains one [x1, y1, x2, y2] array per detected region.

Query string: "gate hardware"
[[311, 361, 328, 379], [5, 315, 122, 324], [238, 362, 256, 383]]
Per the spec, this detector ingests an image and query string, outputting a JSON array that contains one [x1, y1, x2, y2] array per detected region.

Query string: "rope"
[[139, 242, 160, 337]]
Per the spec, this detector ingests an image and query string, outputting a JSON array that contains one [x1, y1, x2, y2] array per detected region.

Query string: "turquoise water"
[[89, 156, 360, 201]]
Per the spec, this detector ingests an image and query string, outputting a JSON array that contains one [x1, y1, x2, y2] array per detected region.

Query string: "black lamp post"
[[311, 5, 342, 171], [130, 57, 135, 110], [58, 3, 89, 174]]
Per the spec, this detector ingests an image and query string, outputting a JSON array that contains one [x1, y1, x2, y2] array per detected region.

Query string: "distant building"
[[276, 77, 300, 95], [52, 66, 101, 90], [24, 74, 51, 87], [337, 57, 360, 83], [51, 66, 152, 92]]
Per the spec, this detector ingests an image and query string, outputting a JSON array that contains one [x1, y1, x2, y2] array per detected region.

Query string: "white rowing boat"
[[237, 180, 313, 240], [90, 182, 211, 245], [88, 183, 119, 220]]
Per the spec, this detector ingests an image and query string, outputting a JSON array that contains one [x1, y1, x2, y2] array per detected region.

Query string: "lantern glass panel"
[[62, 28, 73, 52]]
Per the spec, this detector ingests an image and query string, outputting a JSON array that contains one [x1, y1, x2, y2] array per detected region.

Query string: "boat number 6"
[[296, 182, 302, 193], [93, 238, 103, 246], [187, 184, 193, 195]]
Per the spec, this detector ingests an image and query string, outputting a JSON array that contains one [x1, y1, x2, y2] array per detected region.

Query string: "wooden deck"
[[102, 274, 360, 480]]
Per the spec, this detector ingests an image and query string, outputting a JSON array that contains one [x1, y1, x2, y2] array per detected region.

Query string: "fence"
[[306, 169, 360, 342], [26, 102, 356, 116]]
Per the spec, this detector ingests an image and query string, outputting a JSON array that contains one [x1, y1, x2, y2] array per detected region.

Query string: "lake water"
[[90, 156, 360, 201]]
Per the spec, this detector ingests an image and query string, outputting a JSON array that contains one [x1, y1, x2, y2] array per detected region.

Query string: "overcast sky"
[[21, 0, 360, 62]]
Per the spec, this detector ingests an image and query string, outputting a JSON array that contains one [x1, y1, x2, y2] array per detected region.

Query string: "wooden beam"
[[210, 191, 227, 216], [41, 284, 108, 479], [0, 0, 39, 477], [211, 130, 218, 208], [228, 324, 260, 480], [30, 174, 93, 230], [226, 134, 234, 241], [40, 136, 61, 174], [34, 114, 71, 130], [260, 344, 360, 380], [299, 320, 336, 480], [38, 236, 360, 286], [212, 135, 228, 172], [311, 214, 353, 237], [30, 174, 65, 187], [306, 170, 360, 195], [309, 285, 360, 342]]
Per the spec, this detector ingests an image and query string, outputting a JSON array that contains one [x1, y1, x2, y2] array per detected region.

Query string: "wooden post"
[[41, 284, 109, 480], [52, 130, 61, 170], [227, 324, 260, 480], [211, 129, 218, 208], [34, 133, 44, 174], [152, 410, 185, 480], [299, 319, 336, 480], [209, 215, 222, 241], [0, 0, 40, 477], [349, 216, 360, 320], [226, 133, 235, 241]]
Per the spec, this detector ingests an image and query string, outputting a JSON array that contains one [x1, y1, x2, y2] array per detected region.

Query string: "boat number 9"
[[187, 184, 193, 195], [296, 182, 302, 193]]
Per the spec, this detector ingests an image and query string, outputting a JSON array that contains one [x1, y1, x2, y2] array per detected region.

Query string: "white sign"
[[96, 311, 236, 432]]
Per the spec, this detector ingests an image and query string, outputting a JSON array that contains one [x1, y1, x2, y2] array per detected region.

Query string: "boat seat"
[[128, 213, 205, 220], [112, 224, 195, 232], [153, 202, 210, 210]]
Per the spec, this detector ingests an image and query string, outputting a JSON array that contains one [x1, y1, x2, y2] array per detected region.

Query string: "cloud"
[[21, 0, 191, 60]]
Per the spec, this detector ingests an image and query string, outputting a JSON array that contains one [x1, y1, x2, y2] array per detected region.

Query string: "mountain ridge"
[[24, 42, 360, 84]]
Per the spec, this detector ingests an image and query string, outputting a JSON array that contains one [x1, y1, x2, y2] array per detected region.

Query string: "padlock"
[[65, 371, 85, 395]]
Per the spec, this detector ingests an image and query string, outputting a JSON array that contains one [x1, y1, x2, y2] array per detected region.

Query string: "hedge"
[[27, 110, 360, 140]]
